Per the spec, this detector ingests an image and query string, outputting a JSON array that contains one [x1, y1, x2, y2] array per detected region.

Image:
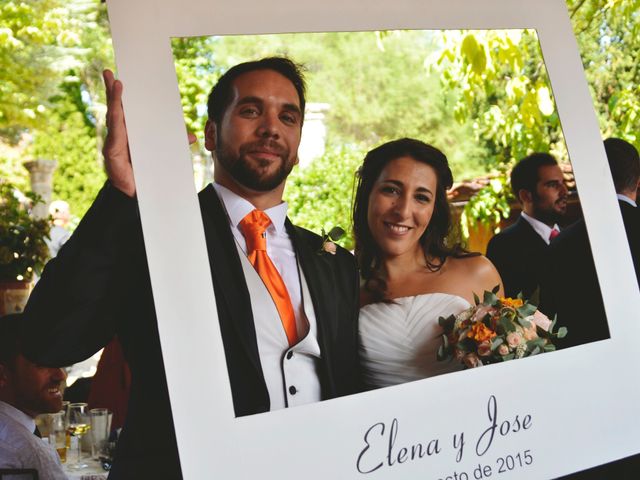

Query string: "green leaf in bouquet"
[[530, 346, 541, 356], [327, 226, 346, 241], [438, 314, 456, 332], [481, 313, 493, 328], [491, 284, 500, 294], [458, 337, 476, 352], [498, 316, 516, 333], [526, 338, 545, 350], [437, 343, 448, 361], [535, 325, 551, 339], [544, 344, 556, 352], [501, 353, 515, 361], [556, 326, 568, 338], [491, 337, 504, 350], [483, 290, 498, 305], [516, 315, 532, 329], [473, 292, 481, 306], [517, 303, 537, 318]]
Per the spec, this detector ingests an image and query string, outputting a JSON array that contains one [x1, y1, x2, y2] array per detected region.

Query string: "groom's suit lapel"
[[286, 220, 339, 392], [198, 186, 339, 396], [198, 184, 263, 377]]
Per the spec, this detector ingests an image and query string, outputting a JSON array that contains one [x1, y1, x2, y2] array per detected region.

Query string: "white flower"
[[322, 241, 337, 255]]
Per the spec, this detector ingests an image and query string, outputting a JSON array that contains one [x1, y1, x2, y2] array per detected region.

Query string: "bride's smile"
[[383, 222, 411, 235], [367, 155, 437, 259]]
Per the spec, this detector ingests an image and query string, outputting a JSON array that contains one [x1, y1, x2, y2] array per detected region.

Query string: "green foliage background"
[[0, 0, 111, 220], [0, 0, 638, 240]]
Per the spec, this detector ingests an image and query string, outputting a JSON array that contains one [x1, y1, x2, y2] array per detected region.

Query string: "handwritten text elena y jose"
[[356, 395, 534, 479]]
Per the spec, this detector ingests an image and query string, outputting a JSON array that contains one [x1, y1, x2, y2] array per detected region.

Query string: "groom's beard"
[[215, 137, 295, 192]]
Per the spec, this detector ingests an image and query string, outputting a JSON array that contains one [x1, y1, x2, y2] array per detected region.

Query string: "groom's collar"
[[212, 182, 288, 234]]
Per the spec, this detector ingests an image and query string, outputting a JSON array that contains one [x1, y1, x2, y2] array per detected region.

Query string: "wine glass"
[[67, 403, 91, 469]]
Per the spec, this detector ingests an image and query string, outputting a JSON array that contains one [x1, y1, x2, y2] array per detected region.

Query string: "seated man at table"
[[0, 313, 68, 480]]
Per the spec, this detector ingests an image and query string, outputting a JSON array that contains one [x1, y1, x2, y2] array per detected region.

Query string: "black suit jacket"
[[539, 200, 638, 349], [619, 200, 640, 286], [538, 219, 610, 348], [22, 183, 360, 479], [486, 216, 549, 299]]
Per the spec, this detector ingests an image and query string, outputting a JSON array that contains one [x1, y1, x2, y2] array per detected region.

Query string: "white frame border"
[[105, 0, 640, 478]]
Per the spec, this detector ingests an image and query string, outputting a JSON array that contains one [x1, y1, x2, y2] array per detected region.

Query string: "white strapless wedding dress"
[[359, 293, 471, 389]]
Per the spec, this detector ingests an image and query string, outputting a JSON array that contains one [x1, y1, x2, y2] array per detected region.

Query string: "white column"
[[23, 158, 58, 219]]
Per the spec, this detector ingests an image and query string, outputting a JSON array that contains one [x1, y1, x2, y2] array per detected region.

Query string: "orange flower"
[[467, 322, 496, 343], [500, 297, 523, 309]]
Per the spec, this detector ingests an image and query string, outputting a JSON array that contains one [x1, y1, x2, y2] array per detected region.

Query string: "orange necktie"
[[239, 210, 298, 346]]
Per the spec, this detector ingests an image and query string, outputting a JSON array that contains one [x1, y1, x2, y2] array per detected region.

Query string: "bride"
[[353, 138, 503, 389]]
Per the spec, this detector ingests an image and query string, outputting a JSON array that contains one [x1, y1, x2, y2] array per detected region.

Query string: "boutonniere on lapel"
[[318, 226, 345, 256]]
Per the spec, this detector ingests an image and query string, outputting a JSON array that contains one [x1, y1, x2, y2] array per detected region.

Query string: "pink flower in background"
[[477, 341, 492, 357], [522, 323, 539, 341], [463, 353, 483, 368], [506, 332, 522, 347], [498, 344, 510, 356]]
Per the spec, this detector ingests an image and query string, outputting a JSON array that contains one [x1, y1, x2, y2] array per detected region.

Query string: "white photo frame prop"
[[105, 0, 640, 478]]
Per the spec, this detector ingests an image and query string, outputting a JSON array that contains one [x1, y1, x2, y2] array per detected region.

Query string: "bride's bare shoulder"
[[448, 255, 503, 295]]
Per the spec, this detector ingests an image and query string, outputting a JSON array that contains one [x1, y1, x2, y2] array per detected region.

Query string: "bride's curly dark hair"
[[352, 138, 475, 303]]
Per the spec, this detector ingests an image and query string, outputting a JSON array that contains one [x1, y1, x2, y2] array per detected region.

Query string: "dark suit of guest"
[[539, 199, 638, 349], [486, 216, 549, 299], [538, 220, 610, 349], [22, 183, 360, 479], [618, 199, 640, 286]]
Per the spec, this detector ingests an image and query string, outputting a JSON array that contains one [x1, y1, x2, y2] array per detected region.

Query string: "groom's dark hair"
[[206, 57, 307, 128]]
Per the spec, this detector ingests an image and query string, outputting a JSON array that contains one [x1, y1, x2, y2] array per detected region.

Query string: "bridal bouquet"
[[437, 287, 567, 368]]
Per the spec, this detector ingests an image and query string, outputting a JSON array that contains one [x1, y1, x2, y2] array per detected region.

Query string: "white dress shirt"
[[0, 401, 67, 480], [617, 193, 637, 207], [521, 211, 559, 245], [213, 183, 322, 410], [213, 183, 307, 334]]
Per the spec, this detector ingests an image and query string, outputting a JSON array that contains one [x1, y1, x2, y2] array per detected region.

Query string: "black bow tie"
[[33, 426, 42, 438]]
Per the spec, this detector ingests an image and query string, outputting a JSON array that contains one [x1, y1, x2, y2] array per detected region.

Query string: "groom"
[[22, 57, 360, 479]]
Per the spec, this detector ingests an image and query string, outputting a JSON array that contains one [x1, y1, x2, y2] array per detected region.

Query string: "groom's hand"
[[102, 69, 198, 198], [103, 69, 136, 198]]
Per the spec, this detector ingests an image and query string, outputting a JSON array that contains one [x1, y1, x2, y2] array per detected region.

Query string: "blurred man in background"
[[0, 313, 67, 479], [487, 153, 568, 298]]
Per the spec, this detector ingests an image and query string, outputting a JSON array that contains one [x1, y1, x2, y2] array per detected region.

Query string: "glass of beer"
[[49, 411, 67, 463]]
